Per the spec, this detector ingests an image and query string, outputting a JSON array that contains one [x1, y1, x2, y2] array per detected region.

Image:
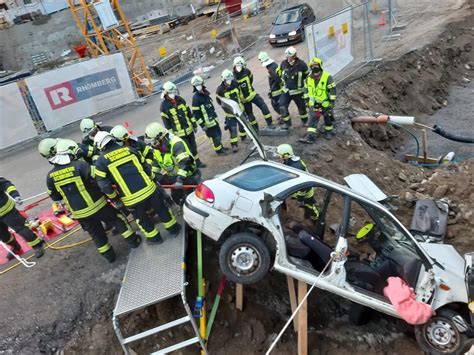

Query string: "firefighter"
[[279, 46, 309, 129], [258, 51, 284, 118], [38, 138, 58, 160], [0, 177, 44, 260], [47, 139, 141, 262], [145, 122, 201, 205], [276, 144, 319, 224], [233, 56, 273, 130], [160, 81, 206, 168], [190, 75, 227, 155], [300, 57, 337, 142], [94, 131, 180, 244], [80, 118, 113, 161], [111, 125, 154, 166], [216, 69, 246, 153]]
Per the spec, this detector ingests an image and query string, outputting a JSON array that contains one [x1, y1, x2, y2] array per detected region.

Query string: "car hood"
[[419, 242, 465, 278], [271, 21, 301, 35]]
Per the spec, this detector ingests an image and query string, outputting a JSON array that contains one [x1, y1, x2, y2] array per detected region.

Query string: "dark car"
[[269, 3, 316, 46]]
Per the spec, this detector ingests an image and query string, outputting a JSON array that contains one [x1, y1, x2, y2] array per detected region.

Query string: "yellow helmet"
[[309, 57, 323, 69]]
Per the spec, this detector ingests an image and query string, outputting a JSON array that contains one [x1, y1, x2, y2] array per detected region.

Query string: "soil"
[[1, 1, 474, 354]]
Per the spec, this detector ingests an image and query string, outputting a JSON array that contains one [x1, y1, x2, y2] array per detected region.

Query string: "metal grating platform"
[[113, 229, 185, 317]]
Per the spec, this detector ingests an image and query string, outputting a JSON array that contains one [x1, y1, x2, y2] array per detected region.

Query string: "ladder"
[[112, 220, 207, 354]]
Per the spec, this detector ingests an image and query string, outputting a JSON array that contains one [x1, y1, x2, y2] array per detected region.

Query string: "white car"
[[183, 98, 474, 354]]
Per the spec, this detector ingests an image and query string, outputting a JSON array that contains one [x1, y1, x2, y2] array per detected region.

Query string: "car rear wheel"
[[219, 232, 271, 285], [414, 308, 471, 355]]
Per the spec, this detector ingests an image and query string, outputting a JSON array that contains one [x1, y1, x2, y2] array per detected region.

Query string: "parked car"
[[268, 3, 315, 46], [184, 97, 474, 354]]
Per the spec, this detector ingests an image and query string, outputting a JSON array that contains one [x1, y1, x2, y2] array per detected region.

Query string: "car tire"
[[414, 308, 472, 355], [219, 232, 271, 285]]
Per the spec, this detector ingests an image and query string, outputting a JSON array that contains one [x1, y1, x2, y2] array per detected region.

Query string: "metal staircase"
[[113, 220, 207, 354]]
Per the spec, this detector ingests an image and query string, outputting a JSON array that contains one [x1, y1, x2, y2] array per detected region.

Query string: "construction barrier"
[[25, 53, 137, 131], [0, 82, 38, 149]]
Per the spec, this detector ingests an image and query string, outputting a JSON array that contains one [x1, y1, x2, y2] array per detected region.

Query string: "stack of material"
[[0, 15, 10, 30]]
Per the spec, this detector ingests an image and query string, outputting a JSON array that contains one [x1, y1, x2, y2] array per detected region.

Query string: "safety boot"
[[216, 149, 227, 156], [197, 160, 207, 168], [146, 235, 164, 245], [323, 130, 336, 140], [102, 247, 116, 263], [6, 239, 22, 261], [168, 223, 181, 238], [299, 134, 317, 144], [232, 145, 238, 153], [127, 233, 142, 249], [33, 242, 45, 259]]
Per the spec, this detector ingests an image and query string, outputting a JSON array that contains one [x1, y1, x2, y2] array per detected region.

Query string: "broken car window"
[[225, 165, 297, 192]]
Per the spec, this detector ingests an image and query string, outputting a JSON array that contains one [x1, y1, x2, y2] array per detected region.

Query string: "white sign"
[[0, 82, 38, 149], [307, 7, 353, 76], [26, 53, 137, 131]]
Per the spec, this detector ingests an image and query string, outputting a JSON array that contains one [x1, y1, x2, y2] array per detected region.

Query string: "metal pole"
[[388, 0, 393, 34], [364, 1, 374, 61], [192, 28, 203, 72]]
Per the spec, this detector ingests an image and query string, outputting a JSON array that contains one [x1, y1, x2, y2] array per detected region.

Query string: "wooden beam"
[[236, 283, 243, 311], [404, 154, 438, 164], [287, 276, 298, 332], [297, 281, 308, 355]]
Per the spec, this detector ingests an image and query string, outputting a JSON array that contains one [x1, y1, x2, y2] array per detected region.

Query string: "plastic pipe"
[[433, 125, 474, 144], [388, 116, 415, 125]]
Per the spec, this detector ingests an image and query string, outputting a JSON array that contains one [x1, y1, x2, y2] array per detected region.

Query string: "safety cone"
[[124, 121, 134, 135], [378, 11, 386, 26]]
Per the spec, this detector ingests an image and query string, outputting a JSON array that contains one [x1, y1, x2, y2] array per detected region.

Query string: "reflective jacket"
[[233, 67, 256, 103], [95, 143, 155, 207], [305, 71, 336, 107], [46, 160, 107, 219], [216, 80, 243, 118], [81, 125, 113, 165], [126, 136, 154, 168], [160, 96, 196, 137], [0, 177, 20, 217], [152, 134, 196, 179], [283, 157, 314, 200], [192, 89, 218, 129], [267, 62, 284, 97], [280, 58, 309, 95]]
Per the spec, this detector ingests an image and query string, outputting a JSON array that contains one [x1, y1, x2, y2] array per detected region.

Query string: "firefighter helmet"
[[191, 75, 204, 87], [309, 57, 323, 69], [111, 125, 130, 141], [285, 46, 297, 58], [94, 131, 114, 151], [162, 81, 178, 95], [258, 51, 273, 67], [38, 138, 58, 158], [233, 56, 246, 67], [145, 122, 168, 142], [80, 118, 96, 137], [276, 143, 294, 158], [221, 69, 234, 82], [55, 139, 79, 156]]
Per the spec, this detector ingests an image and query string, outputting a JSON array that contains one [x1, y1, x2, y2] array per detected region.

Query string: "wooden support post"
[[236, 283, 244, 311], [287, 276, 298, 332], [421, 129, 428, 163], [297, 281, 308, 355]]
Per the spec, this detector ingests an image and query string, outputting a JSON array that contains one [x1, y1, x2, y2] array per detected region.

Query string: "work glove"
[[174, 179, 184, 190], [14, 196, 23, 206]]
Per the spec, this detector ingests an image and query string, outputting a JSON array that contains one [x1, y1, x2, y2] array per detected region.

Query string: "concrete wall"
[[0, 0, 200, 70]]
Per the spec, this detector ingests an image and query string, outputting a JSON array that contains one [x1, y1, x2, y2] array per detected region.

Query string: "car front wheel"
[[414, 308, 472, 355], [219, 232, 271, 285]]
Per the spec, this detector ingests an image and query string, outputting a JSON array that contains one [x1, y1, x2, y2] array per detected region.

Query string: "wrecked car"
[[183, 97, 474, 354]]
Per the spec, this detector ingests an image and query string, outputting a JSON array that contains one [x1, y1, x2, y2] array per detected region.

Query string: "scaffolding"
[[67, 0, 153, 96]]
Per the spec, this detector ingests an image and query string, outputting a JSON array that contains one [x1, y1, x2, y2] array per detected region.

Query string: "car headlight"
[[269, 34, 276, 39], [288, 31, 297, 36]]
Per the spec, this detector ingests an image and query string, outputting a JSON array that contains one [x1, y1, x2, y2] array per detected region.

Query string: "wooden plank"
[[236, 283, 243, 311], [297, 281, 308, 355], [404, 154, 438, 164], [287, 276, 298, 332]]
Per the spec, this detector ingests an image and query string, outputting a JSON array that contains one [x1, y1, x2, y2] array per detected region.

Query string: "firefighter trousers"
[[224, 116, 241, 147], [205, 125, 224, 153], [307, 106, 335, 134], [78, 203, 135, 255], [133, 189, 179, 241], [270, 93, 282, 115], [160, 172, 201, 205], [0, 209, 43, 248], [279, 92, 308, 125], [181, 133, 201, 163], [243, 93, 273, 129]]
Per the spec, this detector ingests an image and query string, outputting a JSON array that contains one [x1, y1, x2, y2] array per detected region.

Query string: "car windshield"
[[275, 10, 300, 24], [225, 165, 298, 191]]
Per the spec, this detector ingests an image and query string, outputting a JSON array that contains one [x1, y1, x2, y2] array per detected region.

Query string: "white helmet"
[[56, 139, 79, 156], [190, 75, 204, 87], [221, 69, 234, 82], [277, 143, 294, 158], [80, 118, 96, 138], [258, 51, 273, 67], [162, 81, 178, 95], [94, 131, 114, 151], [233, 56, 246, 67], [38, 138, 58, 158], [285, 46, 297, 58], [111, 125, 130, 141]]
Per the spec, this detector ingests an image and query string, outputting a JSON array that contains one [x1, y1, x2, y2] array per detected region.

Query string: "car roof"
[[282, 4, 308, 12]]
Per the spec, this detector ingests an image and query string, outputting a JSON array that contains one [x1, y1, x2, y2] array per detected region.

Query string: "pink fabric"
[[383, 276, 433, 325]]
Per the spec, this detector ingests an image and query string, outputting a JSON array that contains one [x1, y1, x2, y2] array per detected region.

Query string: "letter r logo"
[[44, 82, 77, 109]]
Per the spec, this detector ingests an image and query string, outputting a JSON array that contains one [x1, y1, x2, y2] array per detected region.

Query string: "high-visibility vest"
[[306, 71, 331, 106]]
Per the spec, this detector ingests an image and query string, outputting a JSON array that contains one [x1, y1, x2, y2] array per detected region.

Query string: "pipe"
[[433, 125, 474, 144], [351, 115, 389, 124]]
